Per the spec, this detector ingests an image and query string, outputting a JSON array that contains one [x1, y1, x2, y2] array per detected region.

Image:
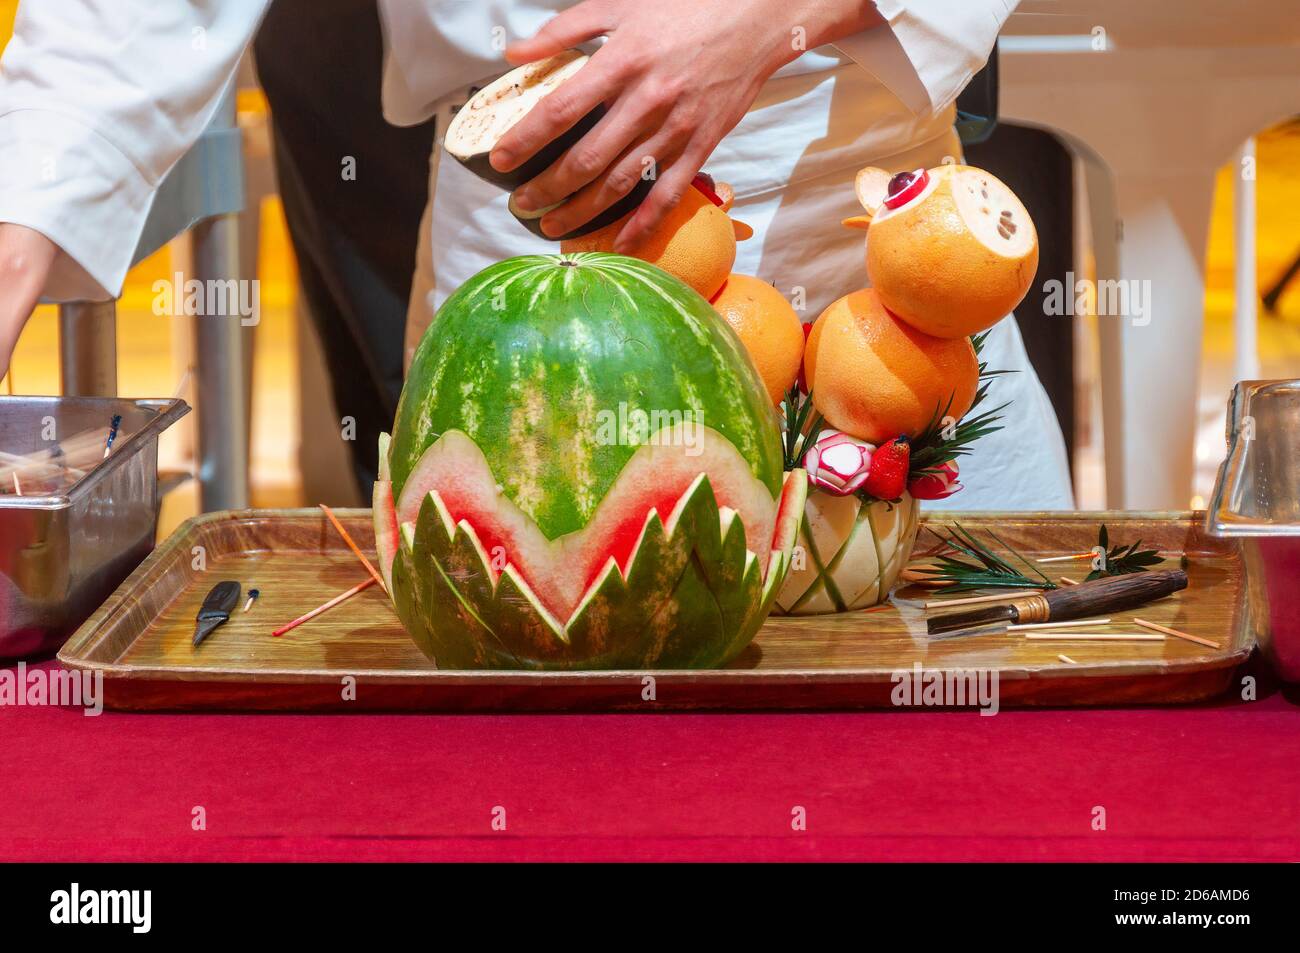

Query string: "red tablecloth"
[[2, 659, 1297, 862]]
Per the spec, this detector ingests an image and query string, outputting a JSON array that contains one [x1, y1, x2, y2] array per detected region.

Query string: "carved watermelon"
[[374, 253, 806, 669]]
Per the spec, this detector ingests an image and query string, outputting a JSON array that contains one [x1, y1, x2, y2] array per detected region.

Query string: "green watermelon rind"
[[390, 468, 806, 671]]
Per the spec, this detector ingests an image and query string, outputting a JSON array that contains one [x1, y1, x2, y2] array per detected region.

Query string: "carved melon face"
[[846, 165, 1039, 339]]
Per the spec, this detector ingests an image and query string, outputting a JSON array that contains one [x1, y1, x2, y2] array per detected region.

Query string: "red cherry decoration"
[[882, 168, 928, 210], [691, 172, 724, 207]]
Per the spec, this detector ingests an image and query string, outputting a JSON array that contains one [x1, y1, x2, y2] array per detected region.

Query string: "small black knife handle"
[[198, 580, 241, 620]]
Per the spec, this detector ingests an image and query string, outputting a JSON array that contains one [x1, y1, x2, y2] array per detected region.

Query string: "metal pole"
[[187, 87, 249, 513], [57, 300, 118, 396], [1233, 137, 1259, 383], [191, 210, 250, 511]]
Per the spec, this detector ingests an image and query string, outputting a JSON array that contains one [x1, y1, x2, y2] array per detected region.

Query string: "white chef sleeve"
[[833, 0, 1016, 118], [0, 1, 268, 301]]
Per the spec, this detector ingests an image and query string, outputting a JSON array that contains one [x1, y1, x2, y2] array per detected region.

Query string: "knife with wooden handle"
[[927, 569, 1189, 636]]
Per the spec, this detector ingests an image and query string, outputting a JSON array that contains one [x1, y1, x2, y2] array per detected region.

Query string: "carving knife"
[[927, 569, 1188, 637]]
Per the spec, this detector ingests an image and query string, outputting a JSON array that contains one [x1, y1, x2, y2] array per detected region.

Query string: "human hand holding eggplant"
[[491, 0, 884, 250]]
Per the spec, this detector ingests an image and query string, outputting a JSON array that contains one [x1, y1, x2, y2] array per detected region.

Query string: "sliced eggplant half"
[[444, 50, 652, 241], [505, 180, 653, 242]]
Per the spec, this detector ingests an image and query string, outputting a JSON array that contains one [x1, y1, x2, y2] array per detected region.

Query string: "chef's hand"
[[0, 224, 56, 379], [495, 0, 882, 250]]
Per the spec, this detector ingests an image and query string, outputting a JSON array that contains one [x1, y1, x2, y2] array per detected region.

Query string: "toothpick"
[[319, 503, 387, 593], [1057, 654, 1078, 664], [1009, 618, 1111, 632], [1036, 552, 1094, 563], [1133, 618, 1220, 649], [1024, 632, 1164, 642], [171, 365, 194, 400], [1059, 576, 1080, 586], [925, 590, 1041, 610], [272, 577, 376, 637], [12, 472, 21, 496]]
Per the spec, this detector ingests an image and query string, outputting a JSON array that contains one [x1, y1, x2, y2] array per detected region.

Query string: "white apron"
[[403, 29, 1074, 511]]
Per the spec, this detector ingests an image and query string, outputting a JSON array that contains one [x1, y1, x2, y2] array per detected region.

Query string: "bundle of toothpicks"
[[0, 426, 116, 496]]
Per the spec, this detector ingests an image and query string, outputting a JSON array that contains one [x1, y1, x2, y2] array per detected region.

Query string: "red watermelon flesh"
[[771, 469, 805, 554], [388, 426, 778, 625]]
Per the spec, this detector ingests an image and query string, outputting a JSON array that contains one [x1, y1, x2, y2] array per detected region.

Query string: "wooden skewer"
[[1059, 576, 1080, 586], [1009, 618, 1111, 632], [1133, 617, 1220, 649], [1057, 654, 1078, 664], [319, 503, 387, 593], [899, 565, 947, 588], [171, 365, 194, 401], [272, 577, 377, 637], [1036, 552, 1094, 563], [925, 590, 1041, 610], [1024, 632, 1164, 642]]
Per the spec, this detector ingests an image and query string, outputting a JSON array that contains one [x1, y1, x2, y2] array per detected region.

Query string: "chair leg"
[[191, 211, 250, 512], [58, 300, 118, 397]]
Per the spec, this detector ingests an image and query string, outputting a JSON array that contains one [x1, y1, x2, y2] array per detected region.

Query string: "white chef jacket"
[[0, 0, 1074, 509]]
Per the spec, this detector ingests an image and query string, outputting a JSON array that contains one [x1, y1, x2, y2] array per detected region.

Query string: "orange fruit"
[[804, 289, 978, 444], [710, 274, 805, 405], [561, 185, 737, 300], [848, 164, 1038, 339]]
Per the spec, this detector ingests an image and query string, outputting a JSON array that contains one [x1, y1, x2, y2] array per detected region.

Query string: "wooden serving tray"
[[58, 509, 1251, 711]]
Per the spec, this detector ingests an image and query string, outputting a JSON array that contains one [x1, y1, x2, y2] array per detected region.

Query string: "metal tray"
[[58, 509, 1250, 711], [1207, 379, 1300, 680], [0, 396, 189, 660]]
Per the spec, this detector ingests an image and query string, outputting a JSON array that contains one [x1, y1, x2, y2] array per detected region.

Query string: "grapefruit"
[[848, 164, 1038, 339], [804, 289, 978, 444], [560, 183, 739, 300], [710, 274, 805, 405]]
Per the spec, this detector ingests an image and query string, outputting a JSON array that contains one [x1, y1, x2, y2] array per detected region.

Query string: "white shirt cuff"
[[833, 0, 1014, 116], [0, 108, 156, 301]]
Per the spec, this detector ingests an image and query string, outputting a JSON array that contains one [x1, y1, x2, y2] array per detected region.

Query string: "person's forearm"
[[773, 0, 885, 70], [0, 224, 57, 377]]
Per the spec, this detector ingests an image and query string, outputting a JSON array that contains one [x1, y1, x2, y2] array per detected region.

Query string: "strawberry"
[[862, 436, 910, 501]]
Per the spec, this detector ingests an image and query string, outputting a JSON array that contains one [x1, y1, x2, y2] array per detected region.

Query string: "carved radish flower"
[[804, 431, 875, 496], [907, 460, 962, 500]]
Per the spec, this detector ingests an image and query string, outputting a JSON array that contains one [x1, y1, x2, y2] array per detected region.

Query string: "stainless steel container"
[[0, 396, 189, 660], [1207, 380, 1300, 681]]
